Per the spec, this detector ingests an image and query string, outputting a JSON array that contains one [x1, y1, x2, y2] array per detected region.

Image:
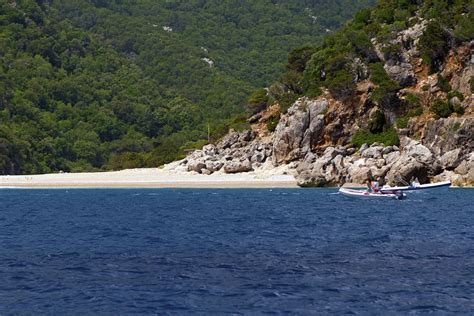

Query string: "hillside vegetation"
[[266, 0, 473, 128], [170, 0, 473, 187], [0, 0, 374, 174]]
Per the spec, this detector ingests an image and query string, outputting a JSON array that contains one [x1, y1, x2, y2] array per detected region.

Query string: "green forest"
[[0, 0, 375, 174]]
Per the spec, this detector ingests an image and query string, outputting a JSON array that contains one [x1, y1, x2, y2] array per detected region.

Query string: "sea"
[[0, 188, 473, 314]]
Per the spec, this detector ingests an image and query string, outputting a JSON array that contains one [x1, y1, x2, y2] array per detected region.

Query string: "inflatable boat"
[[379, 180, 451, 194], [339, 187, 404, 199]]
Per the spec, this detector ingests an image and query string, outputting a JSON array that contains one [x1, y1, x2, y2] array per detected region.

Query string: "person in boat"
[[372, 176, 381, 193], [366, 178, 373, 193]]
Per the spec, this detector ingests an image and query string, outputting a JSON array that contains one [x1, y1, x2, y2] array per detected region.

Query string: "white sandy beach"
[[0, 162, 299, 189]]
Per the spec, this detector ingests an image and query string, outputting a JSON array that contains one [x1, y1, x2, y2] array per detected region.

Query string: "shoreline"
[[1, 168, 471, 190], [0, 168, 299, 189]]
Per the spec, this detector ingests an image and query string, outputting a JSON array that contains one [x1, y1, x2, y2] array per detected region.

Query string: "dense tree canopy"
[[0, 0, 375, 174]]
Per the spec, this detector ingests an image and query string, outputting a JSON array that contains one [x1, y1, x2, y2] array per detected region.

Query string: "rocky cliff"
[[168, 8, 473, 187]]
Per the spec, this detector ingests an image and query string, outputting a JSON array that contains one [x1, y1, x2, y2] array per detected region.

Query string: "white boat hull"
[[380, 180, 451, 194], [339, 188, 402, 199]]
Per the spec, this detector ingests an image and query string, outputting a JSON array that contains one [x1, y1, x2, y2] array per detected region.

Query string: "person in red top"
[[372, 177, 381, 193]]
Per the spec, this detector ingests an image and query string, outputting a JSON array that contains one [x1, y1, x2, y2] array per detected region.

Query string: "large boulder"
[[384, 62, 416, 87], [223, 159, 253, 174], [202, 144, 218, 156], [404, 140, 433, 162], [361, 146, 384, 159], [348, 166, 373, 184], [272, 97, 327, 164], [383, 151, 401, 165], [385, 157, 429, 185], [454, 153, 474, 180], [217, 130, 240, 149], [187, 161, 206, 173], [205, 161, 223, 173], [444, 153, 474, 186], [421, 118, 474, 156], [296, 170, 327, 187], [440, 148, 463, 170]]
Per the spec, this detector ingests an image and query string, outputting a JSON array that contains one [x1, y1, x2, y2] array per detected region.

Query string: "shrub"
[[351, 127, 400, 147], [353, 8, 372, 25], [419, 22, 450, 73], [348, 30, 374, 58], [452, 103, 464, 115], [287, 46, 317, 73], [266, 113, 280, 132], [368, 62, 390, 85], [452, 122, 461, 132], [396, 105, 423, 129], [368, 109, 385, 133], [470, 76, 474, 93], [326, 69, 356, 99], [396, 116, 410, 129], [280, 71, 303, 94], [437, 74, 451, 93], [381, 43, 402, 61], [447, 90, 464, 102], [454, 14, 474, 43], [430, 99, 452, 118], [364, 22, 382, 38], [209, 115, 250, 143], [405, 94, 420, 107], [180, 139, 209, 151], [411, 106, 423, 117], [368, 62, 400, 105], [277, 91, 300, 114], [246, 89, 269, 116]]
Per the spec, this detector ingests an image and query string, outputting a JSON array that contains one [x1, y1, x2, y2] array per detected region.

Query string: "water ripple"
[[0, 188, 473, 314]]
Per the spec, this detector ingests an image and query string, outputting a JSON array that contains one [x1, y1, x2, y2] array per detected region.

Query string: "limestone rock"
[[384, 62, 416, 86], [202, 144, 217, 156], [454, 160, 469, 175], [201, 169, 212, 175], [382, 146, 396, 155], [272, 97, 328, 164], [384, 151, 401, 165], [187, 161, 206, 173], [440, 148, 463, 170], [404, 140, 433, 163], [223, 159, 253, 174], [217, 130, 240, 149], [348, 166, 372, 184], [251, 152, 267, 163], [421, 118, 474, 156], [206, 161, 223, 173], [385, 157, 429, 185], [454, 153, 474, 177], [361, 146, 384, 159], [296, 170, 327, 187]]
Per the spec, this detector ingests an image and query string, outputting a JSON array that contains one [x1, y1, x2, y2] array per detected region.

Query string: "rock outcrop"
[[373, 19, 428, 87], [169, 19, 474, 187], [176, 130, 273, 175], [420, 118, 474, 156], [272, 97, 328, 164]]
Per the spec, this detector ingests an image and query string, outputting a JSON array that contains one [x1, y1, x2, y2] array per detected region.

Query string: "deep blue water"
[[0, 188, 473, 314]]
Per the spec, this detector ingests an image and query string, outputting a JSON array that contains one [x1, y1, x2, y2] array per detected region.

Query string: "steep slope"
[[172, 0, 474, 186], [0, 0, 375, 174]]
